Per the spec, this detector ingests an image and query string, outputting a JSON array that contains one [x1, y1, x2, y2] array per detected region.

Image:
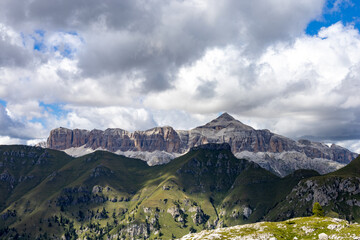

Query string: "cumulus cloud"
[[145, 23, 360, 141], [76, 0, 326, 92], [0, 105, 24, 136], [0, 0, 325, 92], [0, 104, 45, 140], [59, 106, 157, 131], [0, 136, 22, 145], [0, 0, 360, 153], [0, 38, 31, 67], [0, 24, 33, 67]]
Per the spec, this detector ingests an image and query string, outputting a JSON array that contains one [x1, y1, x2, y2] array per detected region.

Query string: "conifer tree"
[[312, 202, 324, 217]]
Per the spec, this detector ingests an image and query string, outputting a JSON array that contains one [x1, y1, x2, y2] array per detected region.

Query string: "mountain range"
[[1, 143, 360, 239], [45, 113, 357, 176]]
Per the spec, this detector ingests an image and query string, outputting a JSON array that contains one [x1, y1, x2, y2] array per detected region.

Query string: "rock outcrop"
[[45, 113, 358, 176], [47, 126, 186, 153], [265, 157, 360, 222], [291, 177, 360, 206], [179, 217, 360, 240]]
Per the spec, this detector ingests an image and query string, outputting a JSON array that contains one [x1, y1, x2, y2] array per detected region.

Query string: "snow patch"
[[64, 145, 97, 157], [114, 150, 182, 166], [63, 145, 182, 166]]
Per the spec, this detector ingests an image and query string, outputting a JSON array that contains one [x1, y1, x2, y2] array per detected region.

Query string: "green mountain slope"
[[0, 145, 73, 211], [266, 155, 360, 222], [328, 153, 360, 177], [0, 144, 355, 239]]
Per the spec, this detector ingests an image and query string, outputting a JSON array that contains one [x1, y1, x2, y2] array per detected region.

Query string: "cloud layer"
[[0, 0, 360, 153]]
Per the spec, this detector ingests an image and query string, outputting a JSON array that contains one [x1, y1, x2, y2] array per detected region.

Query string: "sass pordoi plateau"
[[1, 113, 360, 239]]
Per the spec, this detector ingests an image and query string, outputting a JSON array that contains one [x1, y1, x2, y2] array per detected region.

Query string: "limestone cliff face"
[[46, 113, 358, 167], [86, 128, 132, 152], [47, 127, 90, 150], [130, 126, 185, 152], [47, 126, 186, 153]]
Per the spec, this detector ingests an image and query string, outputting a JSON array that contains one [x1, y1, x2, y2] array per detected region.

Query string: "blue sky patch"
[[53, 44, 75, 58], [66, 31, 79, 36], [306, 0, 360, 35], [29, 117, 45, 125], [23, 29, 82, 58], [32, 29, 46, 52], [0, 99, 7, 107], [26, 102, 68, 126], [40, 102, 68, 117], [35, 29, 45, 37], [52, 31, 82, 59]]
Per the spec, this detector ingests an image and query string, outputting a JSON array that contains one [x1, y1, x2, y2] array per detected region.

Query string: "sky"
[[0, 0, 360, 153]]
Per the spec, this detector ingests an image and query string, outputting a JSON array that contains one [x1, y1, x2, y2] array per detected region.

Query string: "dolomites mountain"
[[1, 142, 360, 239], [46, 113, 358, 176]]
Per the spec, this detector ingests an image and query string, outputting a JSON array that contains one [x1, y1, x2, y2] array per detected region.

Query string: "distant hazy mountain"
[[1, 144, 359, 239], [45, 113, 358, 176]]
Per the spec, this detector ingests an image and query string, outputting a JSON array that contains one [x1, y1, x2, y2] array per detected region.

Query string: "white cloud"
[[58, 106, 156, 132], [328, 0, 354, 13], [0, 0, 360, 149], [0, 136, 22, 145], [335, 140, 360, 154], [0, 104, 45, 140], [26, 138, 46, 146], [6, 101, 44, 120], [145, 23, 360, 140]]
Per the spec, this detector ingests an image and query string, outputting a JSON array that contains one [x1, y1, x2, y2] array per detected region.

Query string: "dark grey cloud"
[[0, 0, 324, 92], [76, 8, 231, 92], [0, 38, 32, 67], [0, 0, 144, 31], [226, 1, 324, 52], [0, 105, 26, 139], [196, 80, 217, 99], [295, 107, 360, 141]]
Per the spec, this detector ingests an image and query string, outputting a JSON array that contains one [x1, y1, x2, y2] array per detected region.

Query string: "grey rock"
[[143, 207, 152, 214], [92, 185, 103, 193], [47, 113, 358, 176], [318, 233, 328, 240], [167, 206, 184, 223], [243, 206, 253, 219], [191, 207, 209, 225], [122, 223, 149, 239], [0, 170, 16, 188], [90, 165, 113, 178]]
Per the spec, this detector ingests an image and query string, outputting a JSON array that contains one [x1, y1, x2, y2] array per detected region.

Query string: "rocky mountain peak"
[[201, 112, 254, 131], [216, 112, 235, 121]]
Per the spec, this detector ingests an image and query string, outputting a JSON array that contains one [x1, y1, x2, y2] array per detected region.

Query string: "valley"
[[1, 143, 359, 239]]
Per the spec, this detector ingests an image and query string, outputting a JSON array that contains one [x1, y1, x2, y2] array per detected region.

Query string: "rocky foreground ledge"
[[180, 217, 360, 240]]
